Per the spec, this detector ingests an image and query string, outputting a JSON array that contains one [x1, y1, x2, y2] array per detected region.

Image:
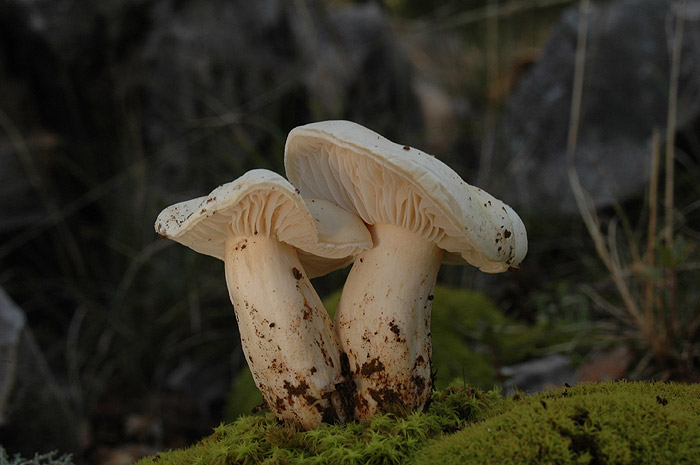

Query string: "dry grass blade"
[[567, 0, 697, 378], [663, 0, 686, 337], [644, 131, 661, 315]]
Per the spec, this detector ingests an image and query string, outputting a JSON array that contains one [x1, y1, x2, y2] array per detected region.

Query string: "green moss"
[[139, 386, 502, 465], [430, 286, 506, 388], [140, 382, 700, 465], [428, 286, 591, 387], [224, 368, 265, 420], [321, 290, 341, 321], [415, 381, 700, 465]]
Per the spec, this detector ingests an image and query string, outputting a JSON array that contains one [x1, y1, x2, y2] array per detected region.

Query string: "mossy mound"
[[140, 387, 503, 465], [140, 381, 700, 465], [418, 381, 700, 465]]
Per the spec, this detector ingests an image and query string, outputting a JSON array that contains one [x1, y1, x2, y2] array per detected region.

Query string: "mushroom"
[[284, 121, 527, 419], [154, 169, 371, 429]]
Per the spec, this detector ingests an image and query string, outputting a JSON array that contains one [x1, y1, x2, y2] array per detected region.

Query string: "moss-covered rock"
[[142, 381, 700, 465]]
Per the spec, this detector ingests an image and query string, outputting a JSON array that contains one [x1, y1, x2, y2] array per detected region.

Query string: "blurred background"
[[0, 0, 698, 463]]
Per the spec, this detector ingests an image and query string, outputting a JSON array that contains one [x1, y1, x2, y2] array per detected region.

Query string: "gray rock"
[[498, 0, 700, 214], [0, 0, 422, 220], [0, 287, 25, 423], [500, 354, 575, 394], [139, 0, 422, 201], [0, 287, 79, 455]]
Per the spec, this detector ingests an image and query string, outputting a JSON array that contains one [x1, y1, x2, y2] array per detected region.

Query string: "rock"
[[0, 288, 24, 423], [140, 0, 422, 200], [500, 354, 576, 394], [0, 0, 423, 216], [302, 2, 422, 141], [498, 0, 700, 214], [397, 25, 477, 173], [0, 287, 79, 456]]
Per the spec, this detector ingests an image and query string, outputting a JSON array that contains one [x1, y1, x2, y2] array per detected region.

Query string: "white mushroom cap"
[[155, 169, 372, 277], [284, 120, 527, 272]]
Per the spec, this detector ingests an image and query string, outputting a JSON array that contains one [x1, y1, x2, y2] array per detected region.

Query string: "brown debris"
[[359, 357, 385, 378], [388, 320, 401, 341]]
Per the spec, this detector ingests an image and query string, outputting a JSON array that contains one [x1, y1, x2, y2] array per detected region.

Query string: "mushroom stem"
[[334, 224, 444, 419], [224, 235, 348, 429]]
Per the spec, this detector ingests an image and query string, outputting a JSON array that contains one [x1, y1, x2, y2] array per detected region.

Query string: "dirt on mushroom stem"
[[334, 224, 444, 419], [223, 235, 349, 429]]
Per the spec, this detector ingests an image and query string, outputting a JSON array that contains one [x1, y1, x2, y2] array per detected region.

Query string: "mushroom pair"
[[155, 120, 527, 428]]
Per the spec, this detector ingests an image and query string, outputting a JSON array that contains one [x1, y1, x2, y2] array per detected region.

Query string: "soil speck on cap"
[[403, 145, 410, 150], [292, 267, 303, 280], [504, 230, 512, 238]]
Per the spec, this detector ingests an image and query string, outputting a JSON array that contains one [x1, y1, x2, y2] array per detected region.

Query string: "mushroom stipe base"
[[335, 224, 444, 419]]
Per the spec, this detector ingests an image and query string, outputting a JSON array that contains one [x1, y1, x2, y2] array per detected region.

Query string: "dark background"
[[1, 0, 698, 463]]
